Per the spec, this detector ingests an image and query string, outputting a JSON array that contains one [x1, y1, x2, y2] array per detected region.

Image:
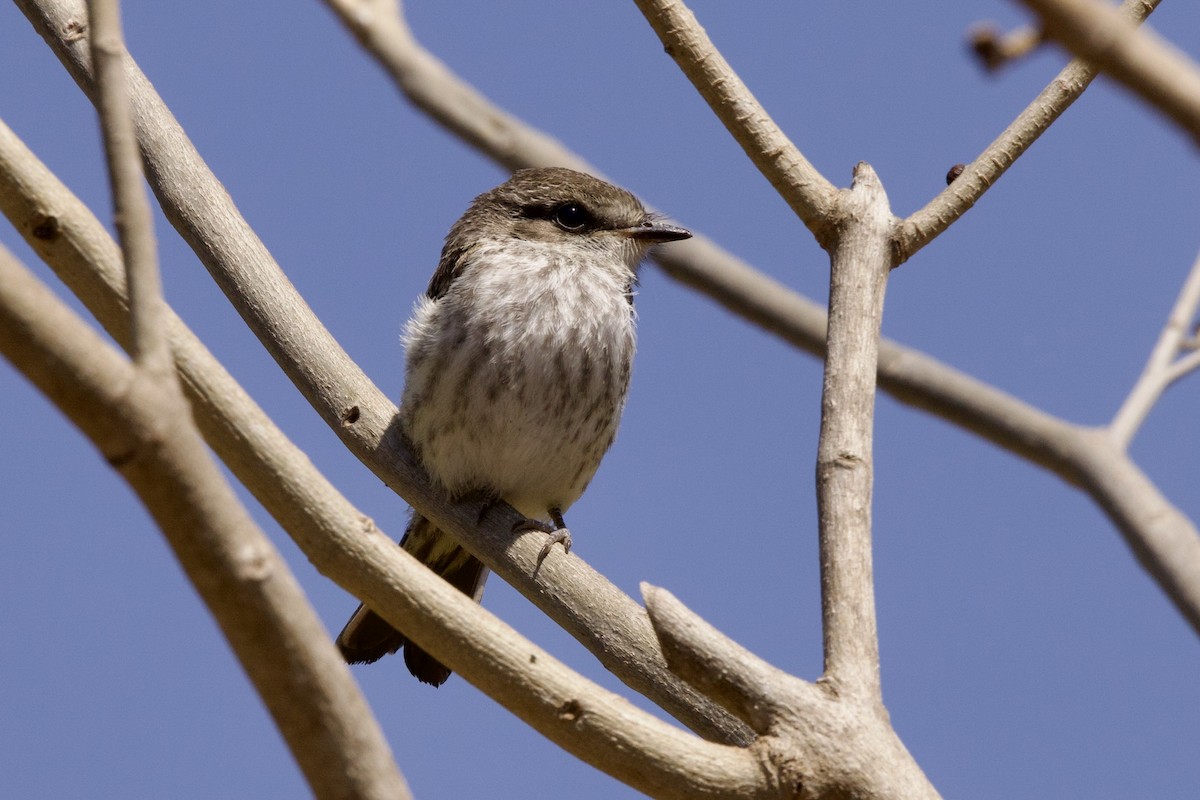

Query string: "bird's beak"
[[624, 220, 692, 243]]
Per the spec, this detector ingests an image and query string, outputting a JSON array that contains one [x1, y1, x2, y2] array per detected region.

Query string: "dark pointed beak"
[[624, 219, 692, 243]]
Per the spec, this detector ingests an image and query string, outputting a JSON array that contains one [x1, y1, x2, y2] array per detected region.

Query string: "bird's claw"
[[537, 528, 572, 563], [511, 515, 572, 565]]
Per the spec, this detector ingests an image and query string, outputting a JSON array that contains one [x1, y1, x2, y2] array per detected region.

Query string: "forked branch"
[[1111, 249, 1200, 447], [16, 0, 748, 747]]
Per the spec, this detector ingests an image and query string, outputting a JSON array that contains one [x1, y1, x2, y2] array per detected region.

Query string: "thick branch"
[[15, 0, 747, 746], [0, 244, 773, 800], [632, 0, 839, 244], [0, 243, 411, 800], [816, 165, 894, 700], [72, 4, 410, 793], [1018, 0, 1200, 146], [644, 584, 825, 734], [0, 128, 774, 799], [645, 585, 941, 800]]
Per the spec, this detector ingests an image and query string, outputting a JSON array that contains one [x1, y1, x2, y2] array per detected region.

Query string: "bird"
[[335, 167, 691, 685]]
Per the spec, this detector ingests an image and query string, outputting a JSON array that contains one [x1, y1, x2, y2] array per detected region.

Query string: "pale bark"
[[900, 0, 1161, 259], [1111, 249, 1200, 447], [6, 1, 1200, 797], [1018, 0, 1200, 145], [0, 114, 776, 796], [0, 241, 411, 800], [815, 165, 894, 701], [632, 0, 839, 243], [15, 0, 749, 748]]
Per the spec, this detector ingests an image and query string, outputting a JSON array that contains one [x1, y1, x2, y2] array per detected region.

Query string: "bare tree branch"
[[899, 0, 1160, 261], [0, 240, 412, 800], [14, 0, 748, 746], [43, 2, 411, 792], [1017, 0, 1200, 146], [0, 123, 781, 799], [816, 164, 893, 700], [1166, 346, 1200, 384], [7, 0, 1200, 794], [615, 0, 1200, 633], [632, 0, 839, 245], [86, 0, 168, 375], [1, 239, 777, 799], [312, 0, 1189, 513], [19, 7, 1200, 785], [1111, 248, 1200, 447], [644, 583, 817, 733], [321, 0, 591, 173], [644, 585, 940, 800], [1071, 430, 1200, 627]]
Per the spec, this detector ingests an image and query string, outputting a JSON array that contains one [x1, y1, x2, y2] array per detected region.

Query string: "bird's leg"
[[471, 493, 570, 564], [544, 507, 572, 555], [511, 506, 572, 564]]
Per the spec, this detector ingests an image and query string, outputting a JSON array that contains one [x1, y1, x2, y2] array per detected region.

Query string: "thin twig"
[[1165, 347, 1200, 385], [632, 0, 839, 245], [1018, 0, 1200, 146], [86, 0, 168, 376], [322, 0, 590, 173], [899, 0, 1160, 261], [1111, 248, 1200, 448]]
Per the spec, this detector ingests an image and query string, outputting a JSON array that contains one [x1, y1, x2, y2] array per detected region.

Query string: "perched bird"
[[335, 167, 691, 685]]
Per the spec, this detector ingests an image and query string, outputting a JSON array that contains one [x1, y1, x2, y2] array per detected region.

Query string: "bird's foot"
[[537, 528, 572, 563], [512, 507, 571, 565]]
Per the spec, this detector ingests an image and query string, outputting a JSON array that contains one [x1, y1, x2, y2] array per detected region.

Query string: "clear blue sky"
[[2, 2, 1198, 798]]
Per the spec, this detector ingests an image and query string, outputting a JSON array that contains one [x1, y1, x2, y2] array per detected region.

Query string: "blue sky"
[[2, 2, 1198, 798]]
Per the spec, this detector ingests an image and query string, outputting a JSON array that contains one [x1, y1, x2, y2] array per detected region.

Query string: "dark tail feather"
[[335, 514, 488, 687]]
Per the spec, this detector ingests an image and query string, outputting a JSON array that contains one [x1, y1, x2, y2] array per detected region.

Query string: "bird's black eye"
[[551, 202, 591, 232]]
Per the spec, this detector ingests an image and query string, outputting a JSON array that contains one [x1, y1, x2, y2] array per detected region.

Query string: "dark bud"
[[946, 164, 966, 185], [968, 23, 1046, 73], [969, 25, 1006, 72]]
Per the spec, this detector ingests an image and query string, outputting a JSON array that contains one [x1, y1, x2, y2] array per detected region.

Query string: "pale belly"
[[399, 264, 636, 520]]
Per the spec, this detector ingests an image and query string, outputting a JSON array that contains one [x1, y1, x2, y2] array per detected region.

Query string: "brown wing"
[[425, 240, 469, 300]]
